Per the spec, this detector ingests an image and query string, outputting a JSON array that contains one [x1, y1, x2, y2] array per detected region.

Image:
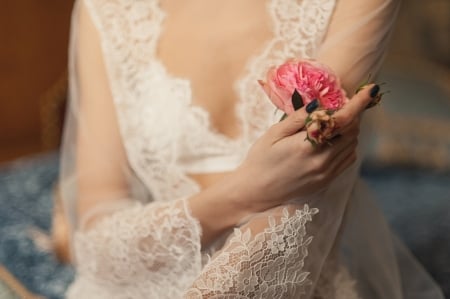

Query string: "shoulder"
[[78, 0, 163, 49]]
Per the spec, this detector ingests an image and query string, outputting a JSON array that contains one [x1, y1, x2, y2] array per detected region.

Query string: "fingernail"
[[370, 85, 380, 98], [306, 99, 319, 113], [292, 89, 304, 111]]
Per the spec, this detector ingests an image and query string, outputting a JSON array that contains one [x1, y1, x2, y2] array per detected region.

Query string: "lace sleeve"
[[62, 2, 203, 297], [184, 161, 363, 299], [184, 204, 319, 298], [68, 199, 202, 298], [317, 0, 401, 92]]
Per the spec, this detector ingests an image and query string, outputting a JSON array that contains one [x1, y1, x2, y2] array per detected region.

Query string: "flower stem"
[[279, 113, 288, 121]]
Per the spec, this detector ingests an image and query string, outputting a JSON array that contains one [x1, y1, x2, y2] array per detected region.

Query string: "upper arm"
[[317, 0, 401, 92], [71, 0, 131, 225]]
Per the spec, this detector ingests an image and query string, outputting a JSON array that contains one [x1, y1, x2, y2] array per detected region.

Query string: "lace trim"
[[72, 1, 360, 298], [184, 205, 319, 298], [236, 0, 336, 143], [72, 199, 202, 298], [83, 0, 336, 203]]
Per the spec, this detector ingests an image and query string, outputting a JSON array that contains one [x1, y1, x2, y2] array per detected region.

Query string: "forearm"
[[184, 165, 360, 298], [187, 170, 253, 247], [184, 202, 319, 298], [71, 199, 202, 296]]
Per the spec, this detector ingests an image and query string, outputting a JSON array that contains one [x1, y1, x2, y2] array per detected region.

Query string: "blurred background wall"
[[0, 1, 74, 163], [382, 0, 449, 95], [0, 0, 448, 165]]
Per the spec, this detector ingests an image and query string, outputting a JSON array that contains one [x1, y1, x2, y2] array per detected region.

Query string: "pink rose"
[[259, 59, 347, 115]]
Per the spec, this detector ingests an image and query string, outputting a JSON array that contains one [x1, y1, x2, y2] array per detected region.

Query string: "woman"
[[59, 0, 444, 298]]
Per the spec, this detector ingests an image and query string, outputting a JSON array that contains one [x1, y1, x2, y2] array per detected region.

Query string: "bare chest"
[[157, 1, 272, 138]]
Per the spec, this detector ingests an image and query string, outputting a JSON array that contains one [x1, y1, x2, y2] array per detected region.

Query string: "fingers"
[[329, 146, 357, 177], [322, 133, 357, 163], [271, 107, 309, 139], [323, 138, 358, 178], [333, 84, 378, 127], [297, 130, 356, 178], [271, 83, 376, 141], [337, 116, 360, 135]]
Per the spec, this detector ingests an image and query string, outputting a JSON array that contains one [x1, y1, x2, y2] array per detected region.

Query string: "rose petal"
[[260, 59, 346, 115]]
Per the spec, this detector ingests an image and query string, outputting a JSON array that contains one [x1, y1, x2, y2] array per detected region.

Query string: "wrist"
[[187, 170, 254, 245]]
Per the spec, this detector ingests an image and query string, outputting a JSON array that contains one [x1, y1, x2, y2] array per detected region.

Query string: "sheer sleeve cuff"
[[70, 198, 203, 298]]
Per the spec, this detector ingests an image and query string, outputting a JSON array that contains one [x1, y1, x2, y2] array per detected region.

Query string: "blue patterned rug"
[[0, 153, 448, 298], [0, 154, 73, 299]]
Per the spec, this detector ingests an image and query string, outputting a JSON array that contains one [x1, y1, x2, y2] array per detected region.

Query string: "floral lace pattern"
[[68, 199, 202, 298], [184, 205, 318, 298], [68, 0, 361, 298], [84, 0, 337, 203]]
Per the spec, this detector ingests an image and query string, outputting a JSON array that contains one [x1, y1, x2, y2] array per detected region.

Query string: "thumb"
[[272, 107, 308, 138]]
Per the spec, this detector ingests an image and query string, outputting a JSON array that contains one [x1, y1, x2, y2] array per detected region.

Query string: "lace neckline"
[[84, 0, 337, 199], [151, 0, 276, 146]]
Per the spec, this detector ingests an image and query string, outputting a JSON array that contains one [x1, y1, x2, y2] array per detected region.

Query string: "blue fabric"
[[0, 154, 448, 298], [360, 166, 450, 298], [0, 154, 74, 299]]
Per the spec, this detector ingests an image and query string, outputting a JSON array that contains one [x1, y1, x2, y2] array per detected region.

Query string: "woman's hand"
[[189, 84, 377, 246], [232, 84, 378, 214]]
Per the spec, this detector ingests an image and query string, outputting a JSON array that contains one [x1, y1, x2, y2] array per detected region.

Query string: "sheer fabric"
[[60, 0, 444, 298]]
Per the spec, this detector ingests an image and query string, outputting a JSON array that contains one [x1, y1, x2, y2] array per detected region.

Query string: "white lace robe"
[[60, 0, 444, 298]]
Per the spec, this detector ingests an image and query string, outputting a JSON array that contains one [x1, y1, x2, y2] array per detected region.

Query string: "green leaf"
[[292, 89, 304, 111], [355, 73, 372, 94], [305, 115, 312, 125]]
